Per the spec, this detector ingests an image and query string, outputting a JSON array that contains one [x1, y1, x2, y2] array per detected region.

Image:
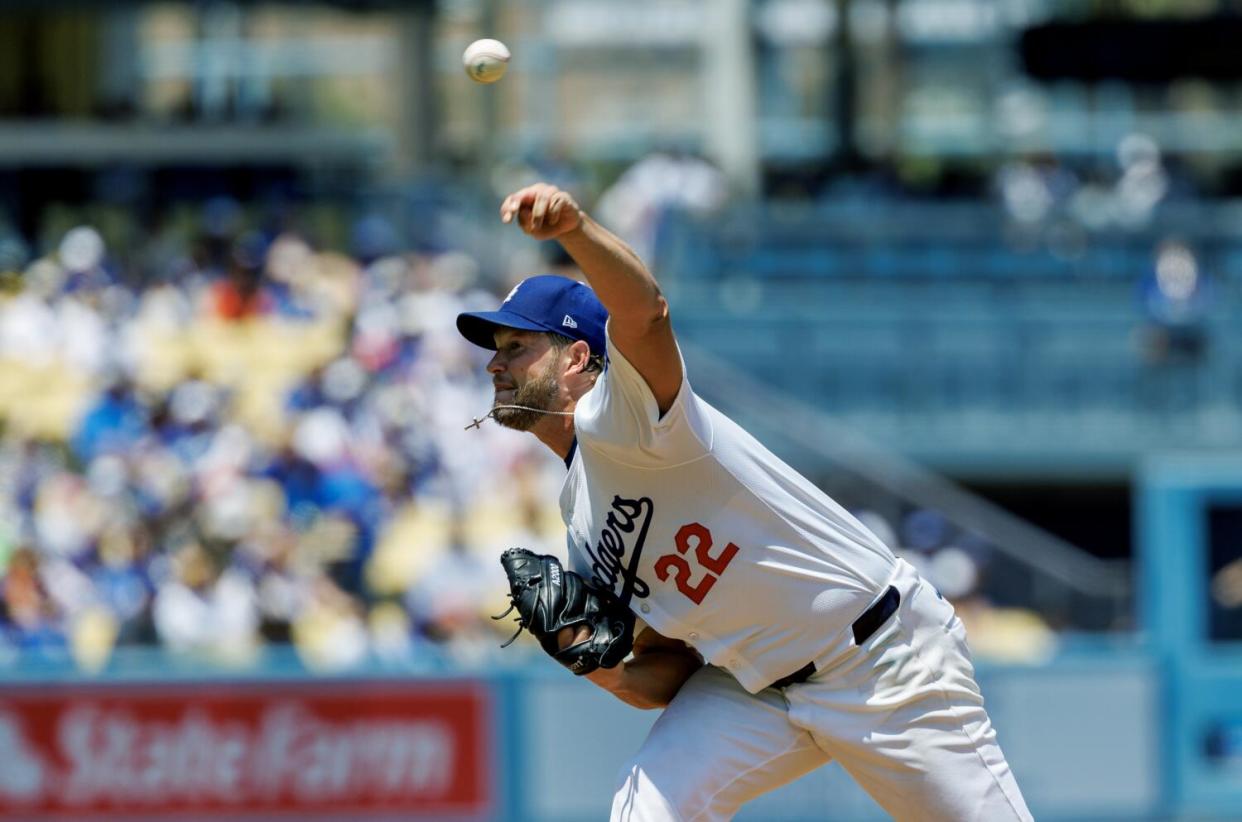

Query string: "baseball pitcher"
[[457, 183, 1032, 821]]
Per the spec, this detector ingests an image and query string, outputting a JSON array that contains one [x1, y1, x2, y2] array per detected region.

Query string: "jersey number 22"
[[654, 523, 739, 605]]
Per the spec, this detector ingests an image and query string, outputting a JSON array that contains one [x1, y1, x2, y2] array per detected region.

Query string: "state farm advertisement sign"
[[0, 680, 493, 820]]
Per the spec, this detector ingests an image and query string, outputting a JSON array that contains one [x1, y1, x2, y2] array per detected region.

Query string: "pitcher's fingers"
[[500, 195, 515, 223], [500, 187, 535, 223], [549, 192, 569, 224], [530, 187, 554, 230]]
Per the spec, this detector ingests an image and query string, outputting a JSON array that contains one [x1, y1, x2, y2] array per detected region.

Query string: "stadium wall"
[[0, 650, 1161, 821]]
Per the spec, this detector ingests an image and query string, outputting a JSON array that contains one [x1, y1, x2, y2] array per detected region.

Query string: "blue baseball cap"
[[456, 275, 608, 356]]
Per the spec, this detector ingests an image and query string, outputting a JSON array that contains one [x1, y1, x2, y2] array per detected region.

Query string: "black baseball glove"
[[494, 548, 635, 675]]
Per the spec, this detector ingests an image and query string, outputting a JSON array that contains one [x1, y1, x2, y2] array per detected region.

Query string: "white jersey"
[[560, 330, 897, 693]]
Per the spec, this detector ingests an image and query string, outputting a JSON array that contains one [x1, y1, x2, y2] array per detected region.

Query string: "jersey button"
[[640, 603, 651, 614], [688, 632, 698, 640]]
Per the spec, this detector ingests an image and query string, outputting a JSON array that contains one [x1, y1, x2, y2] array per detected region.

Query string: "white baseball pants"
[[610, 560, 1033, 821]]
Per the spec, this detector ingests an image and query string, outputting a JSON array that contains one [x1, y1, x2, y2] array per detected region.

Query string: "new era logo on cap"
[[455, 274, 609, 357]]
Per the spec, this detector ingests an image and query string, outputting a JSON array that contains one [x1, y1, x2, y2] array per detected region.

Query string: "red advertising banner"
[[0, 679, 493, 820]]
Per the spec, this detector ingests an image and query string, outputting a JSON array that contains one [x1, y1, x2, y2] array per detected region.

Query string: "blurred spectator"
[[596, 150, 728, 262], [291, 571, 369, 671], [406, 530, 505, 665], [206, 233, 274, 320], [855, 504, 1057, 663], [0, 547, 67, 653], [1138, 239, 1213, 364], [72, 377, 147, 461], [152, 540, 258, 660], [1134, 239, 1215, 416]]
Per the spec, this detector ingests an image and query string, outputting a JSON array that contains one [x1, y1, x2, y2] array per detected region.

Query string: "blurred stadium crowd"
[[0, 201, 577, 672]]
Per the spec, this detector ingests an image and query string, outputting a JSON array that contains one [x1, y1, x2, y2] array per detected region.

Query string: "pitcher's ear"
[[567, 339, 594, 374]]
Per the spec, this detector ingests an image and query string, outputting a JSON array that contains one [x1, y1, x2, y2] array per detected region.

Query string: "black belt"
[[769, 585, 901, 690]]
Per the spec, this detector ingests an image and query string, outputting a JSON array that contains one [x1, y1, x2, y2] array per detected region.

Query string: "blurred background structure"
[[0, 0, 1240, 819]]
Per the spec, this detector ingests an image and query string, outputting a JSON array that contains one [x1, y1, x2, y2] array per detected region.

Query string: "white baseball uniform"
[[560, 328, 1032, 821]]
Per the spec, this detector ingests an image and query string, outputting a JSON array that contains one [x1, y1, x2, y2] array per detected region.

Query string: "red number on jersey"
[[654, 522, 740, 605], [675, 523, 739, 575], [654, 554, 718, 605]]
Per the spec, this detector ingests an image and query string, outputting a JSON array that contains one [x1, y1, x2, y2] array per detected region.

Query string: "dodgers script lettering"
[[585, 495, 652, 598]]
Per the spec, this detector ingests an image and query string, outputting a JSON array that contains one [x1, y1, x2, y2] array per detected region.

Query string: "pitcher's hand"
[[501, 183, 583, 241], [557, 624, 592, 651]]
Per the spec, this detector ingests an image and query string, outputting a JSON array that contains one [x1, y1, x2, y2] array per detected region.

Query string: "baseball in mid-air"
[[463, 38, 510, 84]]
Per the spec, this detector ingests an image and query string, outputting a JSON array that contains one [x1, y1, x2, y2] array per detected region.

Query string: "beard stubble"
[[492, 362, 561, 431]]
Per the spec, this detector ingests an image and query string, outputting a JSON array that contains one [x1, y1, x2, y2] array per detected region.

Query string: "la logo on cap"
[[562, 314, 578, 329]]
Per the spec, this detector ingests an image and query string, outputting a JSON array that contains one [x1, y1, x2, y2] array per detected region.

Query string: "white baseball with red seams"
[[462, 38, 510, 84]]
